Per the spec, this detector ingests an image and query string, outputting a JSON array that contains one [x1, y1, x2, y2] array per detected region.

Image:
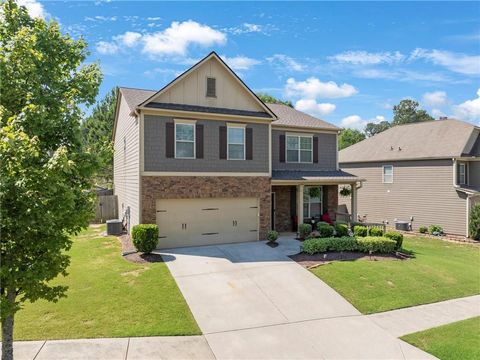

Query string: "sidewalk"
[[369, 294, 480, 337]]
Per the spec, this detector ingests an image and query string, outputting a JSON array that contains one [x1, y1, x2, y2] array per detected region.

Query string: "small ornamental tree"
[[0, 2, 101, 359], [469, 204, 480, 240]]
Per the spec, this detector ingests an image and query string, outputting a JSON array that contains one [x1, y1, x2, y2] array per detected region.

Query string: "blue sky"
[[24, 0, 480, 128]]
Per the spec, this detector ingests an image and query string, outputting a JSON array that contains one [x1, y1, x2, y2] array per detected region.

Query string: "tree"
[[392, 99, 434, 125], [256, 93, 293, 107], [82, 89, 117, 188], [0, 2, 101, 359], [338, 128, 366, 150], [469, 204, 480, 240], [364, 121, 391, 137]]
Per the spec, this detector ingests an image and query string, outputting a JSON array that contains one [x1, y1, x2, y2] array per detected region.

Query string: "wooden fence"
[[94, 195, 118, 223]]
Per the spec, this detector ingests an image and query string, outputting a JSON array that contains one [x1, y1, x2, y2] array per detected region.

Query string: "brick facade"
[[325, 185, 339, 220], [141, 176, 271, 239], [272, 186, 295, 232]]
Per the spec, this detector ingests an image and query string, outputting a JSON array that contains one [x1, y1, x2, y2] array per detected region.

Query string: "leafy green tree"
[[338, 128, 366, 150], [82, 89, 117, 187], [364, 121, 391, 137], [392, 99, 434, 125], [469, 204, 480, 240], [256, 93, 293, 107], [0, 1, 101, 358]]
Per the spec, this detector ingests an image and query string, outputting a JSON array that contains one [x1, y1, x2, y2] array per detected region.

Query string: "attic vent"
[[206, 77, 216, 97]]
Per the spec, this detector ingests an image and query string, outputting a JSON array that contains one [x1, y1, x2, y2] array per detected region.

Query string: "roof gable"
[[139, 52, 275, 118]]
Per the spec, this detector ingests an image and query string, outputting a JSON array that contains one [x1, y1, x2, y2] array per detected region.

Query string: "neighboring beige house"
[[339, 119, 480, 237], [113, 52, 362, 249]]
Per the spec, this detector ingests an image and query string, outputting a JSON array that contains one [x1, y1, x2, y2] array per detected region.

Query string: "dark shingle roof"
[[145, 102, 272, 118], [272, 170, 362, 182], [268, 103, 340, 131], [119, 87, 155, 111]]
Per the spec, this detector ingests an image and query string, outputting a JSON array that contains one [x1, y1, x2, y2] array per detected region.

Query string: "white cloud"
[[221, 55, 260, 70], [96, 41, 119, 55], [411, 48, 480, 76], [329, 51, 405, 65], [422, 91, 447, 107], [147, 17, 161, 21], [354, 68, 450, 83], [285, 77, 358, 99], [340, 115, 385, 131], [431, 109, 446, 118], [18, 0, 48, 18], [114, 31, 142, 47], [453, 89, 480, 121], [142, 20, 226, 56], [226, 23, 270, 35], [267, 54, 305, 72], [295, 99, 336, 117]]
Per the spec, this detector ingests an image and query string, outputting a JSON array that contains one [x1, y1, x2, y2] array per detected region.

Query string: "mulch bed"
[[118, 234, 164, 264], [289, 251, 405, 269]]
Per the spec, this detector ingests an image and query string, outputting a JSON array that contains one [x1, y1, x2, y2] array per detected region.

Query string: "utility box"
[[106, 219, 123, 235], [395, 221, 410, 231]]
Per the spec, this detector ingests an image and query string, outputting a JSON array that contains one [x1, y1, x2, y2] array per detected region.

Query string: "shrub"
[[317, 224, 335, 238], [384, 231, 403, 249], [267, 230, 279, 242], [298, 223, 312, 239], [328, 237, 357, 251], [350, 222, 363, 230], [354, 226, 368, 237], [316, 221, 330, 227], [131, 224, 159, 254], [335, 223, 349, 237], [356, 237, 397, 254], [469, 204, 480, 240], [429, 224, 443, 235], [369, 227, 384, 237], [419, 226, 428, 234], [302, 238, 330, 254]]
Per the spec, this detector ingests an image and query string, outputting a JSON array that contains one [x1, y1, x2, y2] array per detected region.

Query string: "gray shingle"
[[268, 103, 340, 131], [272, 170, 361, 181], [145, 102, 272, 118]]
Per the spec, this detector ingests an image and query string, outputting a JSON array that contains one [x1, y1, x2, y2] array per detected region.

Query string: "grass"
[[15, 225, 200, 340], [310, 236, 480, 314], [401, 317, 480, 360]]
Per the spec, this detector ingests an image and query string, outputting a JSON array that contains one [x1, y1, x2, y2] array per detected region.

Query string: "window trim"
[[459, 163, 466, 185], [227, 123, 246, 161], [382, 165, 394, 184], [174, 121, 196, 159], [286, 134, 313, 164], [303, 186, 323, 219], [206, 77, 216, 98]]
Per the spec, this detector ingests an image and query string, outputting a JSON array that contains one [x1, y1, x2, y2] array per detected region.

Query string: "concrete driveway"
[[158, 236, 435, 359]]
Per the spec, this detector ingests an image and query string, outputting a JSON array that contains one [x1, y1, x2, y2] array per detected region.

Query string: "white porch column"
[[350, 183, 357, 223], [297, 184, 304, 226]]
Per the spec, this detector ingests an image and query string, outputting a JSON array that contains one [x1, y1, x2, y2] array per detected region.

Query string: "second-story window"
[[383, 165, 393, 183], [175, 122, 195, 159], [286, 135, 312, 163], [227, 125, 245, 160], [459, 163, 466, 185]]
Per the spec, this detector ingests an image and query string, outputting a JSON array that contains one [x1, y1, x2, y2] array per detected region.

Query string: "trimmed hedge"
[[354, 225, 368, 237], [267, 230, 279, 242], [317, 224, 335, 238], [301, 236, 396, 255], [131, 224, 159, 254], [298, 223, 312, 239], [369, 227, 384, 237], [335, 223, 349, 237], [385, 231, 403, 249]]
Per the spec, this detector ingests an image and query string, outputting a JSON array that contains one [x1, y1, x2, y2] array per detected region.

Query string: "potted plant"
[[266, 230, 279, 247]]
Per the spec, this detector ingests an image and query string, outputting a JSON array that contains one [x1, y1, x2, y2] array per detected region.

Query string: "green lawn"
[[401, 317, 480, 360], [310, 236, 480, 314], [15, 225, 200, 340]]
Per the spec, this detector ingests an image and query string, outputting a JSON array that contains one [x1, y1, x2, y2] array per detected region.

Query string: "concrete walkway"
[[369, 294, 480, 337]]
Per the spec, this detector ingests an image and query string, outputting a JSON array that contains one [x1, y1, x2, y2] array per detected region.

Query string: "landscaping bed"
[[119, 233, 164, 264]]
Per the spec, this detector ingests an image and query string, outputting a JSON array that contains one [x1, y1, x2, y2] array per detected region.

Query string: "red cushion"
[[321, 213, 333, 225]]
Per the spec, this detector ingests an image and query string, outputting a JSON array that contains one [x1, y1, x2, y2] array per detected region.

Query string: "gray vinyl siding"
[[143, 115, 269, 172], [469, 162, 480, 186], [272, 130, 337, 170], [113, 93, 140, 231], [339, 159, 468, 236]]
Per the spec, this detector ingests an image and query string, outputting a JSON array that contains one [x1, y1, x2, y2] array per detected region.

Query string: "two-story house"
[[113, 52, 362, 249], [339, 119, 480, 237]]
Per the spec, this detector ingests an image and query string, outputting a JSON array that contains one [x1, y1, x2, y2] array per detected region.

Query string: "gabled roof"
[[339, 119, 479, 163], [138, 51, 276, 119], [119, 87, 155, 112], [268, 103, 340, 131]]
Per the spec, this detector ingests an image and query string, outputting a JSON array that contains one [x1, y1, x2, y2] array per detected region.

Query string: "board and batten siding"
[[339, 159, 468, 236], [113, 93, 140, 231]]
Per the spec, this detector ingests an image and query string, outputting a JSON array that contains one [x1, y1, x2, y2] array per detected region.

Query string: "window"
[[286, 135, 312, 163], [206, 77, 216, 97], [175, 122, 195, 159], [303, 186, 323, 219], [383, 165, 393, 183], [228, 125, 245, 160], [459, 163, 466, 185]]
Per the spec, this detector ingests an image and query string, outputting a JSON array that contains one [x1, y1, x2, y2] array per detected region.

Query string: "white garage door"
[[156, 197, 259, 249]]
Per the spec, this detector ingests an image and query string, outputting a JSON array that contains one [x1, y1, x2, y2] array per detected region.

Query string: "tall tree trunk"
[[1, 291, 16, 360]]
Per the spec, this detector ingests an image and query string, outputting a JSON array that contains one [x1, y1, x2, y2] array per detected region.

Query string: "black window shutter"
[[313, 136, 319, 163], [279, 134, 286, 163], [165, 123, 174, 158], [196, 124, 204, 159], [219, 126, 227, 159], [322, 186, 328, 214], [246, 127, 253, 160]]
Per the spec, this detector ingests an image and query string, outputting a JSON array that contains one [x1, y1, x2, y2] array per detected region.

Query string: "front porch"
[[271, 170, 363, 232]]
